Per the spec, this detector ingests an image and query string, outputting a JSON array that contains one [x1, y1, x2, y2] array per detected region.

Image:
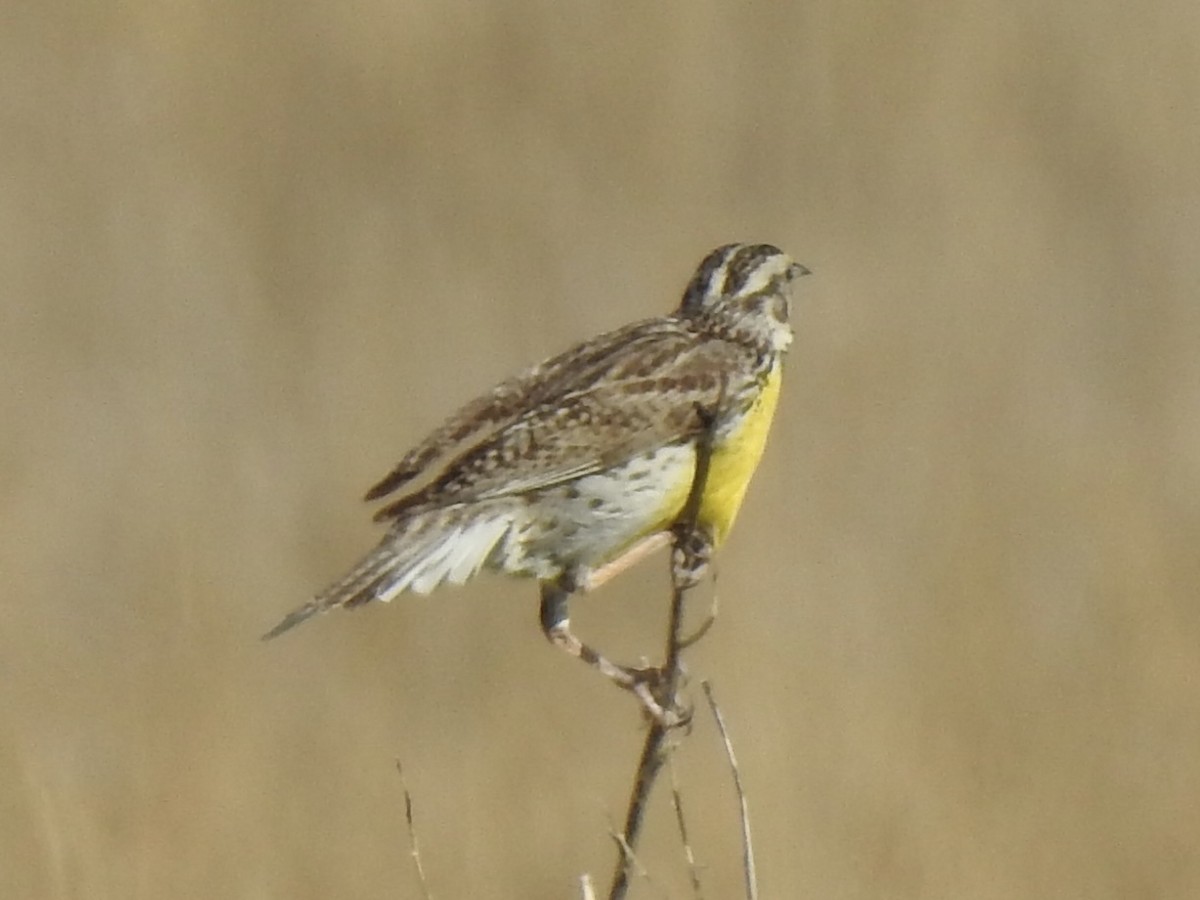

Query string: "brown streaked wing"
[[372, 337, 754, 521], [364, 317, 691, 503]]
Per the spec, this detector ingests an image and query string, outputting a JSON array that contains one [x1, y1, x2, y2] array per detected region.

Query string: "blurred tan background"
[[3, 1, 1198, 897]]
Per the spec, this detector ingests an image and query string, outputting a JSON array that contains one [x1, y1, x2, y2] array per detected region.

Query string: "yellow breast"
[[697, 362, 784, 545]]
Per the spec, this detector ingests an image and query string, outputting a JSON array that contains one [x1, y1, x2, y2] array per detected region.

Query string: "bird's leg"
[[667, 522, 718, 653], [670, 522, 714, 593], [539, 577, 681, 725], [578, 532, 671, 594]]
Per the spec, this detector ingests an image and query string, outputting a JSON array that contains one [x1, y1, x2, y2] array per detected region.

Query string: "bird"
[[265, 242, 810, 720]]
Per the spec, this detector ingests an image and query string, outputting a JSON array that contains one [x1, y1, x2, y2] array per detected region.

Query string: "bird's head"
[[678, 243, 810, 354]]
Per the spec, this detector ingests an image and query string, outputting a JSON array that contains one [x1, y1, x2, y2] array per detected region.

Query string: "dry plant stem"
[[607, 822, 669, 900], [701, 682, 757, 900], [677, 589, 719, 649], [608, 723, 670, 900], [669, 757, 706, 900], [580, 874, 597, 900], [608, 399, 720, 900], [395, 761, 434, 900]]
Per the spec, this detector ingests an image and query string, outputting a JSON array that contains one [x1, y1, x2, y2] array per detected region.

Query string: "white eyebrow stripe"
[[729, 253, 792, 299]]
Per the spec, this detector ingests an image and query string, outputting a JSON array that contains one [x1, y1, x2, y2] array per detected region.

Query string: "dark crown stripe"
[[679, 243, 742, 315], [721, 243, 786, 298]]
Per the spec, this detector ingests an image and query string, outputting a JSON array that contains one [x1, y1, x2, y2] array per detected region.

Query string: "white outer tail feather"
[[262, 508, 519, 640], [378, 515, 514, 599]]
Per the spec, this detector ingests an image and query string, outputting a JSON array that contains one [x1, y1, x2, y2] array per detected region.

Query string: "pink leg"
[[579, 532, 672, 593]]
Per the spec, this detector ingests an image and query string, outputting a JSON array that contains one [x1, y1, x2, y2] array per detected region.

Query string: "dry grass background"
[[3, 1, 1198, 897]]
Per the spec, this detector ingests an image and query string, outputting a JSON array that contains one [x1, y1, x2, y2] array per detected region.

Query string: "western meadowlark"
[[265, 242, 809, 719]]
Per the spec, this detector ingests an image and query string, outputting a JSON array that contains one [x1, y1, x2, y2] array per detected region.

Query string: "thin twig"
[[395, 760, 434, 900], [607, 720, 670, 900], [701, 681, 757, 900], [608, 392, 723, 900], [580, 874, 597, 900], [607, 818, 669, 900], [677, 589, 719, 649], [669, 756, 705, 900]]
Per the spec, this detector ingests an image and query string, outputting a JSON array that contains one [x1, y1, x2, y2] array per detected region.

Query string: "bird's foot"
[[620, 662, 693, 729]]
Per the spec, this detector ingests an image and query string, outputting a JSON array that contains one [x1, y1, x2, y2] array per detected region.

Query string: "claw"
[[621, 664, 693, 729]]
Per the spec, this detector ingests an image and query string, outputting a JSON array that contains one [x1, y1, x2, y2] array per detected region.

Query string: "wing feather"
[[373, 337, 757, 521], [364, 318, 685, 502]]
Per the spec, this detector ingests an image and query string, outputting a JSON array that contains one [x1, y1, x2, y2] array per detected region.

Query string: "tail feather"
[[262, 509, 517, 640], [383, 515, 513, 596]]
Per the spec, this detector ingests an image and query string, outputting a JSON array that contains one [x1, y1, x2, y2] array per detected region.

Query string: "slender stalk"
[[702, 682, 757, 900]]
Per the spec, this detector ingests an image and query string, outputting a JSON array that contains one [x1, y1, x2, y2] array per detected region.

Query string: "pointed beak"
[[789, 263, 812, 279]]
